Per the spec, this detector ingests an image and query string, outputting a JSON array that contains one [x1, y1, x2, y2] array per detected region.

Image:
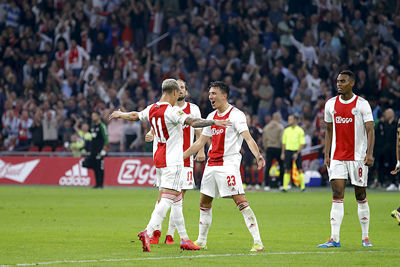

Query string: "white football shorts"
[[200, 165, 245, 198], [181, 167, 195, 190], [156, 165, 184, 192], [328, 160, 368, 187]]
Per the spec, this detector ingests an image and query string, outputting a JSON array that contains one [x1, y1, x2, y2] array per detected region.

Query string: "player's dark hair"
[[209, 81, 230, 96], [339, 70, 355, 81]]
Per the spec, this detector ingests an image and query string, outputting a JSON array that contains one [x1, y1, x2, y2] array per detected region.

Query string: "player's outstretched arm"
[[183, 134, 210, 159], [324, 122, 333, 168], [241, 130, 265, 170], [364, 121, 375, 167], [184, 117, 232, 128], [108, 109, 140, 121]]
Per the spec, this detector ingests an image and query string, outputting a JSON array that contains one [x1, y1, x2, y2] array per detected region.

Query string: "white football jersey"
[[202, 105, 249, 166], [139, 102, 189, 168], [324, 95, 373, 161], [151, 102, 202, 168]]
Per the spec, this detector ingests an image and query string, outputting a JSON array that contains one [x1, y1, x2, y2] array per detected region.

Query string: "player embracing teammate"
[[184, 81, 265, 252], [109, 79, 231, 252]]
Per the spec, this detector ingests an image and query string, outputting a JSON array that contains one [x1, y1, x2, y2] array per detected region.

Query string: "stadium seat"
[[55, 146, 67, 152], [41, 146, 53, 152], [28, 146, 39, 152]]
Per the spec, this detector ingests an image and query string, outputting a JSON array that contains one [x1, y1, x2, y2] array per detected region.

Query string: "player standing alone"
[[184, 81, 265, 252], [109, 79, 230, 252], [318, 70, 375, 248]]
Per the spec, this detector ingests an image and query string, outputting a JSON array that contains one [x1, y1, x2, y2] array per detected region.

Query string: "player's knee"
[[199, 196, 212, 208], [332, 190, 344, 199], [355, 191, 366, 201]]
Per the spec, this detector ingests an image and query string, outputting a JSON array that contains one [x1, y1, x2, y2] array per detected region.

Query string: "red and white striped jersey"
[[202, 105, 249, 166], [181, 102, 202, 168], [152, 102, 202, 168], [324, 95, 373, 161], [139, 102, 189, 168]]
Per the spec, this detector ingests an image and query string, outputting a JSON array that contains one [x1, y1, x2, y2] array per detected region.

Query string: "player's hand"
[[280, 153, 285, 161], [292, 152, 298, 161], [195, 150, 206, 162], [214, 119, 232, 128], [324, 156, 330, 168], [108, 109, 122, 121], [364, 154, 373, 167], [257, 155, 265, 170], [390, 161, 400, 175], [145, 130, 154, 142]]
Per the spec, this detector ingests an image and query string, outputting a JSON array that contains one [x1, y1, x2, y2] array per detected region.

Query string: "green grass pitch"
[[0, 186, 399, 266]]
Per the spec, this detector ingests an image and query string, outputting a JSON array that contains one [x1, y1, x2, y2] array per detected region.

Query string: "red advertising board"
[[105, 157, 157, 186], [0, 156, 157, 187], [0, 147, 321, 187]]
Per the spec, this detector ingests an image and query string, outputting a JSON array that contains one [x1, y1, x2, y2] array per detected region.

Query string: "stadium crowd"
[[0, 0, 399, 188]]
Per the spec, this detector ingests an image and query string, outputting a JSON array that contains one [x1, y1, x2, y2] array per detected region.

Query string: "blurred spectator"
[[107, 117, 124, 152], [0, 0, 398, 170], [42, 110, 58, 150], [263, 112, 284, 191], [17, 110, 32, 149], [383, 109, 399, 191], [242, 114, 262, 190], [30, 111, 43, 150], [58, 118, 74, 146], [121, 120, 142, 152]]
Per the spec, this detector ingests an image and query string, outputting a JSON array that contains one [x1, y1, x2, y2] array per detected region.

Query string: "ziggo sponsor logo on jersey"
[[211, 128, 224, 135], [335, 116, 353, 124]]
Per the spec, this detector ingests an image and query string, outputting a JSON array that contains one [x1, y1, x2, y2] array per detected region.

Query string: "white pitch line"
[[0, 250, 386, 266]]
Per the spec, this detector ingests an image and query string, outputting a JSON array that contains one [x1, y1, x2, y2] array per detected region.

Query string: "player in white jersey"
[[146, 79, 205, 245], [183, 81, 266, 252], [318, 70, 375, 248], [109, 79, 231, 252]]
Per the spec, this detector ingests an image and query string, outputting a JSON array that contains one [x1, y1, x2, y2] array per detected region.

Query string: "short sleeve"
[[282, 129, 287, 145], [191, 104, 203, 130], [138, 105, 151, 122], [233, 110, 249, 134], [359, 100, 373, 123], [202, 113, 213, 137], [299, 128, 305, 145], [191, 104, 202, 119], [324, 101, 333, 123], [168, 106, 189, 125]]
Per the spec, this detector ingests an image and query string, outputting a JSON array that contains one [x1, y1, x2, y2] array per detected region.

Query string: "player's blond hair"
[[162, 79, 179, 94]]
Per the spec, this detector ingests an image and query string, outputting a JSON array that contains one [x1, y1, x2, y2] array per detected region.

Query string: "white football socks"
[[238, 201, 262, 244], [150, 201, 161, 232], [166, 208, 176, 236], [330, 198, 344, 242], [197, 207, 212, 244], [146, 194, 174, 237], [357, 199, 370, 240], [169, 194, 189, 240]]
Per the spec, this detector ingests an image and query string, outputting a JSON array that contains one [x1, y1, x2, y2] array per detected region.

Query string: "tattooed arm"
[[184, 117, 232, 128]]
